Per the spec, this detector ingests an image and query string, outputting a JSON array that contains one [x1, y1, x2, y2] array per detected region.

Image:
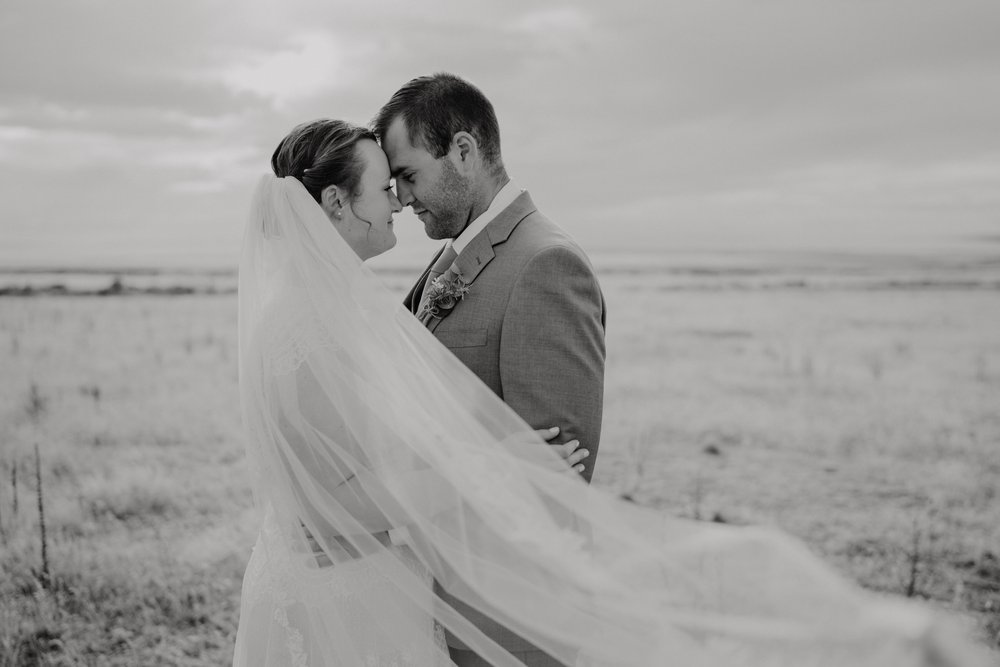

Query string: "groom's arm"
[[499, 244, 606, 482]]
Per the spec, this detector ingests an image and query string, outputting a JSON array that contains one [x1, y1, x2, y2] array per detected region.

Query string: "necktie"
[[417, 244, 458, 317]]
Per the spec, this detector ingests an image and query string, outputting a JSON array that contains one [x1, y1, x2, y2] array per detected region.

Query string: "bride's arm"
[[282, 353, 481, 535], [275, 349, 583, 549], [279, 360, 408, 536]]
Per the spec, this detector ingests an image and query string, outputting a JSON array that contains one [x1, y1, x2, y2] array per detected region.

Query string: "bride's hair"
[[271, 119, 376, 204]]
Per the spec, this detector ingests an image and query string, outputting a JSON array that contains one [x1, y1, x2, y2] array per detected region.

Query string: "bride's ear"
[[320, 185, 346, 222]]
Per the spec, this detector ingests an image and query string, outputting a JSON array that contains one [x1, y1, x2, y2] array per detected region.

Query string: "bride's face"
[[336, 139, 402, 260]]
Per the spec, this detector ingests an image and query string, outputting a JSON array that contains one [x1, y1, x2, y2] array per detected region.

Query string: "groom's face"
[[383, 117, 473, 240]]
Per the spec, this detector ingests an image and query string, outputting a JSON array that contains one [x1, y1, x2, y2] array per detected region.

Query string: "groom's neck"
[[466, 174, 510, 227]]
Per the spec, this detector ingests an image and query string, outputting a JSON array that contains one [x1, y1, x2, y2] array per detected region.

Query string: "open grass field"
[[1, 255, 999, 664]]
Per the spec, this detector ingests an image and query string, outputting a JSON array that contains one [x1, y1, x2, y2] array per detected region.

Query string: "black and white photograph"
[[1, 2, 998, 665]]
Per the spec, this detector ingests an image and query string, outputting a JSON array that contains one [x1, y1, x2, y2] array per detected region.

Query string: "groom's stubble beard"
[[422, 158, 476, 241]]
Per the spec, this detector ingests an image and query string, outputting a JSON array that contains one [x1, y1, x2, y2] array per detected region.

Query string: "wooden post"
[[35, 444, 49, 585]]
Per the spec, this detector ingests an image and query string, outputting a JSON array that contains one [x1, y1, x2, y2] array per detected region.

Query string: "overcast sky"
[[1, 1, 998, 268]]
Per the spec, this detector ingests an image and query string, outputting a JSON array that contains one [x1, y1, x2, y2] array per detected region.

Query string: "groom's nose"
[[395, 180, 415, 207]]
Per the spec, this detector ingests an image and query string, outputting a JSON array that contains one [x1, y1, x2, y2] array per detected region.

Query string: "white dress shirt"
[[448, 180, 523, 256]]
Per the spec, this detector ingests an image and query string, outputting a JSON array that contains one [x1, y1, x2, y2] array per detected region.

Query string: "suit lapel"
[[405, 245, 446, 315], [452, 192, 536, 284], [423, 307, 442, 331], [421, 192, 538, 333]]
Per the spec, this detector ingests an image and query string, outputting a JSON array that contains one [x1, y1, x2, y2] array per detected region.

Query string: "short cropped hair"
[[373, 73, 503, 170]]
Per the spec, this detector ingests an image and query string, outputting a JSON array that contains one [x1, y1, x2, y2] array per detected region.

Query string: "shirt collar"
[[450, 180, 522, 254]]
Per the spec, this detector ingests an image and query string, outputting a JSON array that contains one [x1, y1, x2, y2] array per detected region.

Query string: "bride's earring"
[[322, 186, 345, 221]]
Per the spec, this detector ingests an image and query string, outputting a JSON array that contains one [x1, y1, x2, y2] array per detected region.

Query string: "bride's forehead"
[[357, 140, 390, 178]]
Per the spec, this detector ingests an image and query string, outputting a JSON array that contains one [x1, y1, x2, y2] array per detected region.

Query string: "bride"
[[232, 119, 985, 666]]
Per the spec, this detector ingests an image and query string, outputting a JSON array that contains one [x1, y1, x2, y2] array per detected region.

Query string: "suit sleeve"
[[499, 245, 606, 482]]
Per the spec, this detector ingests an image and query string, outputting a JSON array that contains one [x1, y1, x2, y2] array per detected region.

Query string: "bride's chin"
[[362, 239, 397, 261]]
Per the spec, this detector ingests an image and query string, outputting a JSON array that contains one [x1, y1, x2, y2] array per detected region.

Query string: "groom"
[[375, 73, 606, 667]]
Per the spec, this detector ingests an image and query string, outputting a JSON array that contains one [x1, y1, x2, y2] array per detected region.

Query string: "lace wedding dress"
[[233, 279, 450, 666], [231, 174, 986, 667], [234, 506, 447, 666]]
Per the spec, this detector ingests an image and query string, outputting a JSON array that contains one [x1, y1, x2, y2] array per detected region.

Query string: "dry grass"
[[1, 264, 998, 664], [1, 298, 250, 665], [598, 277, 1000, 651]]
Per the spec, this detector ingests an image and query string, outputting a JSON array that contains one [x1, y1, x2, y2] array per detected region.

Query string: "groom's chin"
[[423, 222, 450, 241]]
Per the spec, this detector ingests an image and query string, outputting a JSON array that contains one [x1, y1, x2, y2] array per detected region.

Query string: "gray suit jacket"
[[404, 191, 606, 653]]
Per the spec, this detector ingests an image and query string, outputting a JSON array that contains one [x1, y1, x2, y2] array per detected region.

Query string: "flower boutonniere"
[[420, 273, 471, 320]]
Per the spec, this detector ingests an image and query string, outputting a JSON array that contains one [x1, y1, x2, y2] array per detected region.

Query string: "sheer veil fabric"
[[233, 175, 982, 666]]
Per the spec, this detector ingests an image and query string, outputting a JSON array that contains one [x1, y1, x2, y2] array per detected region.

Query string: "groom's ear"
[[450, 132, 478, 172], [320, 185, 346, 221]]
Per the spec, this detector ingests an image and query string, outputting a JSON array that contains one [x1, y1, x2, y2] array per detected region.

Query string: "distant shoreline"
[[2, 246, 999, 274], [3, 274, 1000, 299], [2, 248, 999, 297]]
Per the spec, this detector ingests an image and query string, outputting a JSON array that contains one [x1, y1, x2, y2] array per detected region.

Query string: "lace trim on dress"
[[240, 507, 449, 666], [272, 596, 309, 667]]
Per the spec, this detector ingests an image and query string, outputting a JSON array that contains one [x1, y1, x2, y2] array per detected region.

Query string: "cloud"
[[0, 123, 260, 181], [213, 31, 375, 108], [1, 0, 999, 265], [168, 180, 230, 195], [512, 6, 592, 34], [0, 125, 130, 169]]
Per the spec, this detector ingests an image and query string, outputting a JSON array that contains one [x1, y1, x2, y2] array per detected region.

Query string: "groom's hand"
[[500, 426, 588, 475], [538, 426, 589, 476]]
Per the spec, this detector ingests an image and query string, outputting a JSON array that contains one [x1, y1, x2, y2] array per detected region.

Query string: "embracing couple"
[[231, 74, 983, 666]]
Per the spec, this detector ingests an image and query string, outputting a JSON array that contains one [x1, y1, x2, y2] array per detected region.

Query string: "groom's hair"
[[373, 73, 504, 175]]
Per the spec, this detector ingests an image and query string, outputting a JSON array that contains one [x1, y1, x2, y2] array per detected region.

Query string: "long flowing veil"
[[235, 174, 984, 666]]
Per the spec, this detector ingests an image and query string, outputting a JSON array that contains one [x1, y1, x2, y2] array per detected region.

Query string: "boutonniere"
[[420, 273, 471, 319]]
